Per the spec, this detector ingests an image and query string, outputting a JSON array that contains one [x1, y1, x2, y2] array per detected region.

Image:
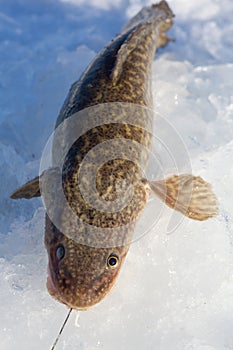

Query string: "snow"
[[60, 0, 123, 10], [0, 0, 233, 349]]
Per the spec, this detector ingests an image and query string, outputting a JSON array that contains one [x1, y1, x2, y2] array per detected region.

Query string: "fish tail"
[[121, 0, 174, 47], [111, 1, 174, 85]]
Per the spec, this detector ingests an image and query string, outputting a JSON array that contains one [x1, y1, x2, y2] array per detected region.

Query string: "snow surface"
[[0, 0, 233, 349]]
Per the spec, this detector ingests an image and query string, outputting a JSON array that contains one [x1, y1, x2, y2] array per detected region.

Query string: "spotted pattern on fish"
[[11, 1, 175, 310], [43, 1, 174, 309], [10, 1, 218, 310]]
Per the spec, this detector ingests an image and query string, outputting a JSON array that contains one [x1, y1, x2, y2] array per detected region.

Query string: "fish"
[[10, 0, 218, 311]]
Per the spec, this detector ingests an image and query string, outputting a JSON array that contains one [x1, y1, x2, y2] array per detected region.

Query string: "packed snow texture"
[[0, 0, 233, 349]]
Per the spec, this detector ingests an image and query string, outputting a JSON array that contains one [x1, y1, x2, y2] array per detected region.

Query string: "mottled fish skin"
[[8, 1, 173, 310], [55, 2, 174, 126], [43, 1, 174, 310], [10, 0, 220, 310]]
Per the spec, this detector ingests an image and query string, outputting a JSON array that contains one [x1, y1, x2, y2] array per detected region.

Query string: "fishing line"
[[50, 308, 73, 350]]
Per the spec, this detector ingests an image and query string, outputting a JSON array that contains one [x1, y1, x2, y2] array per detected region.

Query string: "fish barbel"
[[11, 1, 218, 310]]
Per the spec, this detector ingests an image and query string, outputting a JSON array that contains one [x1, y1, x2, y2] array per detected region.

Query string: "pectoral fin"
[[10, 167, 61, 200], [10, 176, 40, 199], [148, 174, 218, 221]]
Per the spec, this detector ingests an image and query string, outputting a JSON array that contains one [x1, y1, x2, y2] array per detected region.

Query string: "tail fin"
[[111, 1, 174, 84], [121, 1, 174, 47]]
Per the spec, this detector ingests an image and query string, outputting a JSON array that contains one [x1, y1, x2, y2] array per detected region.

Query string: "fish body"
[[11, 1, 218, 310], [44, 1, 174, 309]]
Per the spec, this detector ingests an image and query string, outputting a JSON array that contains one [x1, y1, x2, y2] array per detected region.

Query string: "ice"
[[60, 0, 123, 10], [152, 59, 233, 156], [0, 0, 233, 349]]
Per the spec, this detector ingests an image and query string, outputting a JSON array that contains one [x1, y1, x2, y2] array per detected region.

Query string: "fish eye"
[[56, 244, 65, 261], [107, 254, 119, 269]]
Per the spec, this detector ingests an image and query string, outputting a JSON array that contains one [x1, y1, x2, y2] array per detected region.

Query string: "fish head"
[[45, 216, 129, 310]]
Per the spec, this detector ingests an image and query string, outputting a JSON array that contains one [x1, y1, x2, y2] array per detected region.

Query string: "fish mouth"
[[46, 264, 60, 299], [46, 275, 58, 297], [46, 264, 92, 310]]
